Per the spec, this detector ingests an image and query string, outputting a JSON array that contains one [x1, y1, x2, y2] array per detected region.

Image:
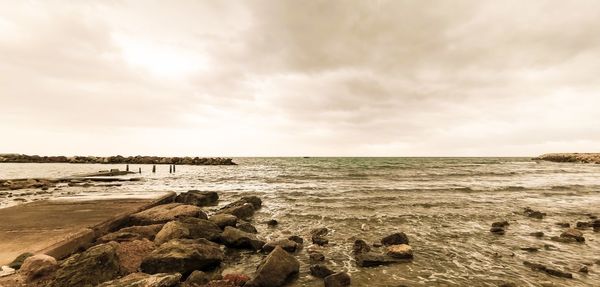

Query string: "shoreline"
[[0, 154, 236, 165]]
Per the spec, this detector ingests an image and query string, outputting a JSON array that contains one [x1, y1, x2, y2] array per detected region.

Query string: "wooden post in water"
[[126, 164, 129, 172], [169, 165, 172, 173], [173, 164, 176, 173], [138, 167, 141, 174], [152, 165, 156, 173]]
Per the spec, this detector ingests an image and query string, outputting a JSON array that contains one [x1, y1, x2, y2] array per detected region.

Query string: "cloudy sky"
[[1, 0, 599, 156]]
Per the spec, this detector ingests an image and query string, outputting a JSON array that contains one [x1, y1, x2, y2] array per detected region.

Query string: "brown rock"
[[245, 246, 299, 287], [129, 203, 207, 225], [19, 254, 58, 282], [116, 239, 155, 274]]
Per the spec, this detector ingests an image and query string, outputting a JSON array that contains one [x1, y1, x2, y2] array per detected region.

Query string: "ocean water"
[[1, 157, 599, 286]]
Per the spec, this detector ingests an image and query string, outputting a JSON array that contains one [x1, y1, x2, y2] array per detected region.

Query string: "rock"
[[140, 239, 223, 274], [97, 272, 182, 287], [209, 214, 238, 229], [576, 221, 590, 229], [236, 221, 258, 233], [266, 219, 278, 226], [556, 222, 571, 228], [381, 232, 409, 246], [308, 251, 325, 262], [288, 235, 303, 244], [51, 242, 121, 287], [19, 254, 58, 282], [245, 246, 300, 287], [353, 239, 371, 254], [185, 270, 212, 286], [155, 221, 190, 245], [491, 221, 509, 228], [310, 227, 328, 237], [579, 265, 589, 273], [221, 226, 265, 250], [176, 190, 219, 206], [218, 203, 255, 219], [355, 252, 410, 267], [560, 228, 585, 242], [550, 236, 578, 243], [224, 196, 261, 210], [116, 239, 155, 274], [8, 252, 33, 270], [222, 273, 250, 286], [324, 272, 351, 287], [312, 236, 329, 246], [155, 218, 222, 245], [520, 247, 539, 252], [129, 203, 207, 225], [386, 244, 413, 259], [490, 226, 506, 235], [262, 239, 300, 253], [98, 224, 164, 243], [310, 264, 334, 278], [524, 207, 546, 219], [529, 231, 544, 237], [523, 261, 573, 278]]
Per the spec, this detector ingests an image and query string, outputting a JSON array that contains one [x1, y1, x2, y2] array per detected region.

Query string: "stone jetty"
[[533, 153, 600, 164], [0, 154, 236, 165]]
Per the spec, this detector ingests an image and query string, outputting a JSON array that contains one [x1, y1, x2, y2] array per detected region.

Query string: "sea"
[[1, 157, 599, 286]]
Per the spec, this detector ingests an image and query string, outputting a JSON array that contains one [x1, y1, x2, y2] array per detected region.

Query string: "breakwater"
[[0, 154, 236, 165]]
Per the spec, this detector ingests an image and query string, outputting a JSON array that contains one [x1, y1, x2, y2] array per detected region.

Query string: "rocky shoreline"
[[534, 153, 600, 164], [0, 154, 236, 165], [2, 190, 415, 287]]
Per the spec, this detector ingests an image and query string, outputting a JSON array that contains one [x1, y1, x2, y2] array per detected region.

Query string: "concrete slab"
[[0, 192, 175, 265]]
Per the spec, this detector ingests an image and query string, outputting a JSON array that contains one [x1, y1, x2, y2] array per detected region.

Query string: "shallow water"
[[1, 158, 599, 286]]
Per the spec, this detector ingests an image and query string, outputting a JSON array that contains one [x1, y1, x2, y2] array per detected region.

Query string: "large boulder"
[[19, 254, 58, 282], [381, 232, 409, 246], [116, 239, 156, 274], [218, 203, 255, 220], [176, 190, 219, 206], [98, 224, 164, 243], [221, 227, 265, 250], [129, 203, 207, 225], [223, 196, 262, 210], [209, 214, 238, 229], [140, 239, 223, 274], [324, 272, 351, 287], [245, 246, 300, 287], [97, 272, 182, 287], [262, 239, 300, 253], [51, 242, 121, 287], [155, 218, 222, 245]]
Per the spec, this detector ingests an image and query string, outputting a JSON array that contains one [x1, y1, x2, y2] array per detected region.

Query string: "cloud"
[[1, 0, 599, 156]]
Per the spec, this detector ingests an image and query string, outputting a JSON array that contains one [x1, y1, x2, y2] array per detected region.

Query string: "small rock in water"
[[529, 231, 544, 237], [490, 226, 506, 235], [555, 222, 570, 228], [386, 244, 414, 259], [310, 264, 335, 278], [381, 232, 409, 246], [353, 239, 371, 254], [309, 251, 325, 262], [560, 228, 585, 242], [8, 252, 33, 270], [262, 239, 300, 253], [310, 227, 329, 237], [579, 265, 589, 273], [576, 221, 590, 229], [523, 261, 573, 279], [288, 235, 304, 244], [491, 221, 509, 228], [361, 224, 369, 231], [520, 247, 539, 252], [524, 207, 546, 219], [266, 219, 278, 226], [312, 236, 329, 246], [324, 272, 351, 287]]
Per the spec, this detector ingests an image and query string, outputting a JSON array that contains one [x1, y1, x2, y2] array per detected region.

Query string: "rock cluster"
[[0, 154, 236, 165], [534, 153, 600, 164], [10, 190, 416, 287]]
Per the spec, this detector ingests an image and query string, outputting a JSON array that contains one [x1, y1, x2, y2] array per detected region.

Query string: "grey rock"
[[140, 239, 223, 274], [221, 226, 265, 250], [97, 272, 182, 287], [51, 242, 121, 287], [381, 232, 409, 246]]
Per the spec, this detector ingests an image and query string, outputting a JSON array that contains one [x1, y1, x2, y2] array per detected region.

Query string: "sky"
[[1, 0, 600, 157]]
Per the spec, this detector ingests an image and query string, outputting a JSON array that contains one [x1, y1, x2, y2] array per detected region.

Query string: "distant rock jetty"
[[0, 154, 236, 165], [534, 153, 600, 164]]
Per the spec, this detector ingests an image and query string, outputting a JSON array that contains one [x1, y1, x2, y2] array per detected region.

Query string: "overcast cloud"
[[1, 0, 599, 156]]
